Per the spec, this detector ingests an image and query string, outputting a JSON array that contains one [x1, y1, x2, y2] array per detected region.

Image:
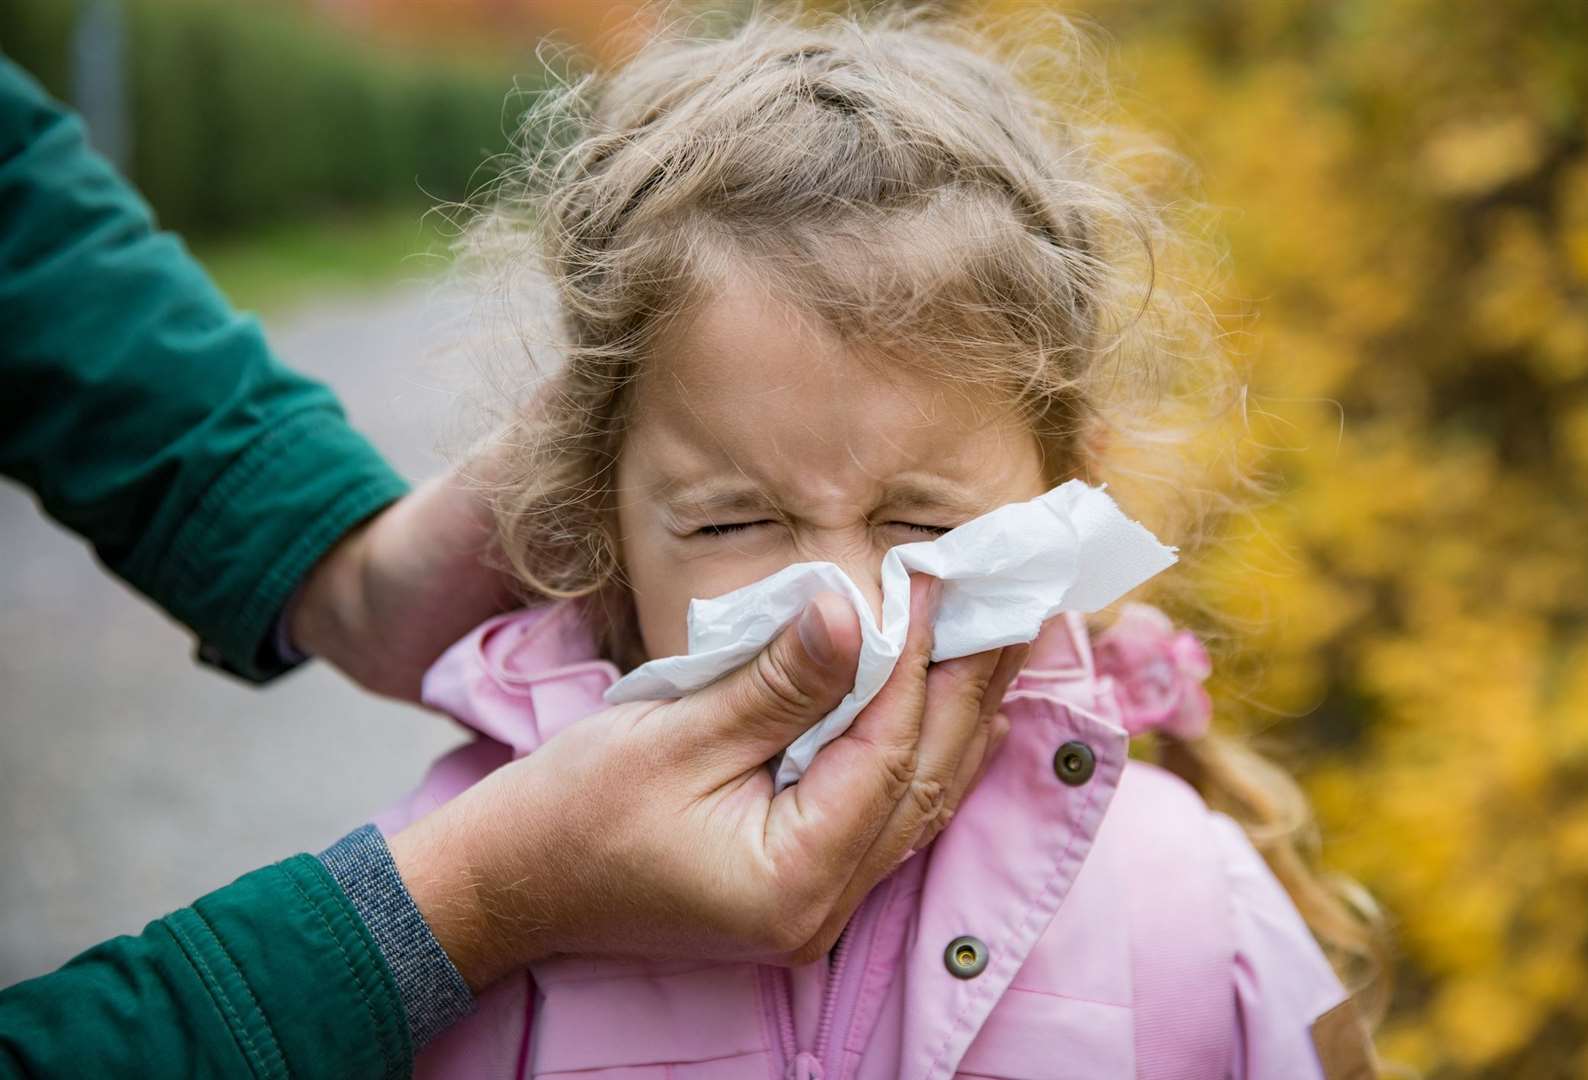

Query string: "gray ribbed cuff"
[[271, 597, 309, 667], [319, 824, 475, 1049]]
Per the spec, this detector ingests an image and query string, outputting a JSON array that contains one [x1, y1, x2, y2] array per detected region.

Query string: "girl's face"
[[615, 282, 1048, 660]]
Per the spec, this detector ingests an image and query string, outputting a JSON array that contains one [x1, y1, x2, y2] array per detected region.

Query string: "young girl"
[[377, 10, 1384, 1078]]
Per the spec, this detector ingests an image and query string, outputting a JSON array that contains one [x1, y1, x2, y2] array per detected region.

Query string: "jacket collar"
[[420, 602, 620, 757]]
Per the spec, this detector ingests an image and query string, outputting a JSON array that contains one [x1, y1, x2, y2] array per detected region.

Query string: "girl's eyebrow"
[[661, 477, 991, 520], [662, 483, 777, 518], [882, 478, 989, 518]]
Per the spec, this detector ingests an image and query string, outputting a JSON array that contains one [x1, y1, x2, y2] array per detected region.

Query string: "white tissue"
[[605, 480, 1177, 789]]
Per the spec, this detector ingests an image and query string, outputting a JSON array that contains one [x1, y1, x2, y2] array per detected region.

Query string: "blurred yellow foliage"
[[972, 0, 1588, 1074]]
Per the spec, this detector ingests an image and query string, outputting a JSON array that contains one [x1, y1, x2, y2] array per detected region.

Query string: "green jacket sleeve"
[[0, 855, 412, 1079], [0, 58, 409, 681]]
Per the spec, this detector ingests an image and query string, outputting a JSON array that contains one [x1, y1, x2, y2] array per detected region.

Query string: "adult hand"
[[387, 575, 1026, 990], [289, 465, 518, 701]]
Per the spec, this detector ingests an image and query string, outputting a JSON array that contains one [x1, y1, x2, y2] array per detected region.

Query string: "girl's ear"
[[1081, 418, 1111, 465], [1047, 421, 1108, 489]]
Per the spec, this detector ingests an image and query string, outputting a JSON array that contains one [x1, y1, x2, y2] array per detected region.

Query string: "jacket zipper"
[[765, 880, 890, 1080], [771, 966, 798, 1075], [811, 923, 855, 1068]]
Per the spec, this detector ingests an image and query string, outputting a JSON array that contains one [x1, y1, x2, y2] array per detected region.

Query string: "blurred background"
[[2, 1, 1585, 1076]]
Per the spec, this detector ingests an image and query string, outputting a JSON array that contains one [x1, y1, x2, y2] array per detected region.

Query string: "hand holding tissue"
[[606, 480, 1177, 789]]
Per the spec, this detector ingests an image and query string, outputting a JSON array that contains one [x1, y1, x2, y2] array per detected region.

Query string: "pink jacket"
[[377, 603, 1354, 1080]]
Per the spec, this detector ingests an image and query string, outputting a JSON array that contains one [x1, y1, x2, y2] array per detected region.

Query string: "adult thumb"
[[677, 592, 862, 772]]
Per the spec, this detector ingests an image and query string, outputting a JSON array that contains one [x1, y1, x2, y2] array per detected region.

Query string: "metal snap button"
[[944, 935, 988, 979], [1053, 740, 1096, 786]]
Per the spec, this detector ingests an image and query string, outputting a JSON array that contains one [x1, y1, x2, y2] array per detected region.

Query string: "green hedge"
[[0, 0, 529, 235]]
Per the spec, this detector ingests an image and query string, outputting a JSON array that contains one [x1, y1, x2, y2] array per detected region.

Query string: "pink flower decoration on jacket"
[[1093, 603, 1213, 740]]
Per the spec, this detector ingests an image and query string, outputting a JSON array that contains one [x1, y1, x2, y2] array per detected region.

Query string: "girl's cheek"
[[630, 541, 793, 658], [687, 542, 802, 609]]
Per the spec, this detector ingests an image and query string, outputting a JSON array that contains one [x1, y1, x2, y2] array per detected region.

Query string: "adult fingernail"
[[1004, 643, 1032, 684], [799, 602, 836, 666], [926, 576, 944, 617]]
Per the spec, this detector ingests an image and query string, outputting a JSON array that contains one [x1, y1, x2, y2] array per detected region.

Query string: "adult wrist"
[[382, 827, 523, 992], [288, 513, 372, 665], [384, 766, 564, 991]]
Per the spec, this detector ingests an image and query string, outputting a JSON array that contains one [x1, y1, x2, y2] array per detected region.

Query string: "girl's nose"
[[828, 550, 886, 624], [793, 527, 893, 624]]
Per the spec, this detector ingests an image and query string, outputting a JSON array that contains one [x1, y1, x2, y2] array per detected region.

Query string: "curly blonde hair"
[[457, 2, 1389, 1036]]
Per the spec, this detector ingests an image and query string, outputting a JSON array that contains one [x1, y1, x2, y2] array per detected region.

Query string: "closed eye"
[[693, 520, 774, 537], [890, 521, 954, 537], [692, 520, 954, 538]]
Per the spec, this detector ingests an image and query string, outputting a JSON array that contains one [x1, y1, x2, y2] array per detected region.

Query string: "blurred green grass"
[[193, 206, 454, 315]]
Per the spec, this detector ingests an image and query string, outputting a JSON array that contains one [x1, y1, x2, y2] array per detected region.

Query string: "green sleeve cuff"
[[165, 855, 413, 1080], [0, 854, 413, 1078], [135, 407, 410, 683]]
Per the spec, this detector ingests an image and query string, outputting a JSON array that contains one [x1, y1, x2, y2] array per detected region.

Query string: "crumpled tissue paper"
[[605, 479, 1177, 789]]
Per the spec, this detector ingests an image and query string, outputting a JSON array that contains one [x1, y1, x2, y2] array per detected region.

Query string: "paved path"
[[0, 283, 481, 983]]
